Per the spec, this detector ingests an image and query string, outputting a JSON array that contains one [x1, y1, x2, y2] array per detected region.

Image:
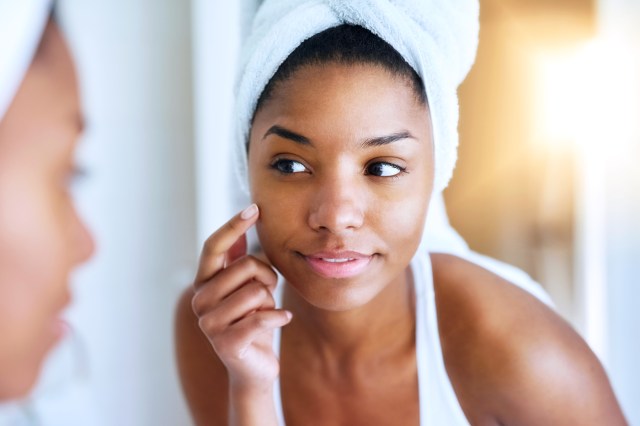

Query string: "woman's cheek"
[[380, 184, 430, 251], [253, 185, 304, 236]]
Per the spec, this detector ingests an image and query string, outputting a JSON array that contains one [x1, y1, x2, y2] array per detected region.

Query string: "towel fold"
[[0, 0, 52, 122]]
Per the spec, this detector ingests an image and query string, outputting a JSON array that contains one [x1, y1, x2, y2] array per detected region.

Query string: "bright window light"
[[534, 36, 639, 363]]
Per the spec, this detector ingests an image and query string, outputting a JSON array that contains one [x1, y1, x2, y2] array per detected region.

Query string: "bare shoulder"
[[430, 253, 627, 426], [175, 287, 228, 426]]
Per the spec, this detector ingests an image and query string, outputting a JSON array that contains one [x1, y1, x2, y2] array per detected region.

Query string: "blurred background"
[[0, 0, 638, 425], [448, 1, 640, 421]]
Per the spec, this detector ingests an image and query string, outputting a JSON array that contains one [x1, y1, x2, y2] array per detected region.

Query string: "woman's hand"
[[190, 204, 291, 391]]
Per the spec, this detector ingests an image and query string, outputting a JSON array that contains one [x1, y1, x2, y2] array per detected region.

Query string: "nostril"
[[75, 217, 96, 263], [308, 201, 365, 234]]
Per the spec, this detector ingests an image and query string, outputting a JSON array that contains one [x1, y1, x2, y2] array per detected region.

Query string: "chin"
[[265, 248, 390, 311], [0, 365, 42, 402], [284, 271, 385, 312], [0, 337, 53, 402]]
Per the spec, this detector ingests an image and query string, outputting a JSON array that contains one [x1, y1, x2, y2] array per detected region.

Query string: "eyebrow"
[[263, 125, 311, 145], [360, 131, 416, 148], [262, 125, 416, 148]]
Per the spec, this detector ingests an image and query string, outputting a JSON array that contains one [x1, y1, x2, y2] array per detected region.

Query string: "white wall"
[[597, 0, 640, 423], [63, 1, 197, 424], [192, 0, 264, 244], [191, 0, 242, 243]]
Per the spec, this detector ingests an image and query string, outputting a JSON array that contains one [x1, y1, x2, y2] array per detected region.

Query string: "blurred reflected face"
[[249, 63, 433, 311], [0, 21, 94, 400]]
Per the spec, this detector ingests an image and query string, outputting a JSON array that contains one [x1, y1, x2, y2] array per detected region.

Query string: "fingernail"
[[240, 204, 258, 220], [285, 311, 293, 321]]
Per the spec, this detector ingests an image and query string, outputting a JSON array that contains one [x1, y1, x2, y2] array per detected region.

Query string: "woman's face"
[[249, 63, 433, 311], [0, 21, 94, 400]]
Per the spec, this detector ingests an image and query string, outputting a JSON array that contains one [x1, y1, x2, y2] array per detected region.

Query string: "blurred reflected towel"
[[0, 0, 52, 121]]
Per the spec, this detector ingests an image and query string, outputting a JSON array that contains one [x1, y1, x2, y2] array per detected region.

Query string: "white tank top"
[[271, 253, 471, 425]]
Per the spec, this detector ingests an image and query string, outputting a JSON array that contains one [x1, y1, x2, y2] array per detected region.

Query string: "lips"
[[303, 250, 374, 279], [53, 317, 69, 334], [50, 300, 71, 342]]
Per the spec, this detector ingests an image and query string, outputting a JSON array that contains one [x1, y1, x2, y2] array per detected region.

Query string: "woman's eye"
[[63, 165, 89, 191], [271, 159, 308, 174], [366, 162, 405, 177]]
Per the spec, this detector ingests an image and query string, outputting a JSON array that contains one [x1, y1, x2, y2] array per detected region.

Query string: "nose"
[[307, 176, 365, 234], [72, 208, 95, 264]]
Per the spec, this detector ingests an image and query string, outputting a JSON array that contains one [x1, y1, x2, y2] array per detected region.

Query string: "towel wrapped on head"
[[234, 0, 479, 194], [0, 0, 53, 122]]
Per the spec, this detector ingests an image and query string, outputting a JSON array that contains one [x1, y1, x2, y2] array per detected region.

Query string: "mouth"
[[301, 250, 374, 279], [50, 301, 72, 341], [52, 317, 70, 338]]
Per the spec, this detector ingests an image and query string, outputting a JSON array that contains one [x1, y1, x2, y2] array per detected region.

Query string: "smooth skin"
[[175, 63, 626, 425], [0, 21, 94, 400]]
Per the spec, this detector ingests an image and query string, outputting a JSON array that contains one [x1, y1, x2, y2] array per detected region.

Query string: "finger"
[[196, 280, 276, 329], [225, 280, 277, 323], [221, 310, 292, 360], [195, 204, 259, 286], [217, 255, 278, 296], [191, 256, 278, 315]]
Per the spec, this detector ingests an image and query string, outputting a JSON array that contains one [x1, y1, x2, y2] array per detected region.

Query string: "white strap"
[[415, 253, 471, 425], [272, 278, 286, 426]]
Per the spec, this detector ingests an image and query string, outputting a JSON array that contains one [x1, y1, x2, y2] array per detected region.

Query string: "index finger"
[[194, 204, 259, 285]]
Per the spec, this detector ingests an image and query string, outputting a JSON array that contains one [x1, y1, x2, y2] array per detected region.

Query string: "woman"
[[175, 2, 626, 425], [0, 2, 94, 400]]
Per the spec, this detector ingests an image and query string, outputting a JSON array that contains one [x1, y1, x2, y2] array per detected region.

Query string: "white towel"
[[233, 0, 553, 306], [0, 0, 52, 122]]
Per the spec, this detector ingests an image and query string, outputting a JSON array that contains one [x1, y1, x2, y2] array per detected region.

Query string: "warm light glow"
[[534, 47, 586, 147], [535, 38, 638, 150], [535, 36, 640, 362]]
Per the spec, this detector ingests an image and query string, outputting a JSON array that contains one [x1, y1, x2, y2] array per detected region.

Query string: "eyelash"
[[270, 158, 309, 175], [269, 158, 407, 179], [66, 165, 89, 189], [364, 162, 407, 179]]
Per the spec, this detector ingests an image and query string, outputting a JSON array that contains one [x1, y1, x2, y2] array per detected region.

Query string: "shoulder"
[[430, 253, 626, 425], [175, 287, 228, 426]]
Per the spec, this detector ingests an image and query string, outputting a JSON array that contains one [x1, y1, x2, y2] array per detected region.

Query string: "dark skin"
[[175, 63, 626, 425]]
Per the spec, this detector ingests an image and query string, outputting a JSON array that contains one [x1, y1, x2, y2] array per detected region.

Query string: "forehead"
[[32, 21, 78, 100], [252, 63, 430, 139], [0, 21, 80, 156]]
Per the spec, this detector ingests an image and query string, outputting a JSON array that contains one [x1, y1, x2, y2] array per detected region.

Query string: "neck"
[[282, 267, 416, 368]]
